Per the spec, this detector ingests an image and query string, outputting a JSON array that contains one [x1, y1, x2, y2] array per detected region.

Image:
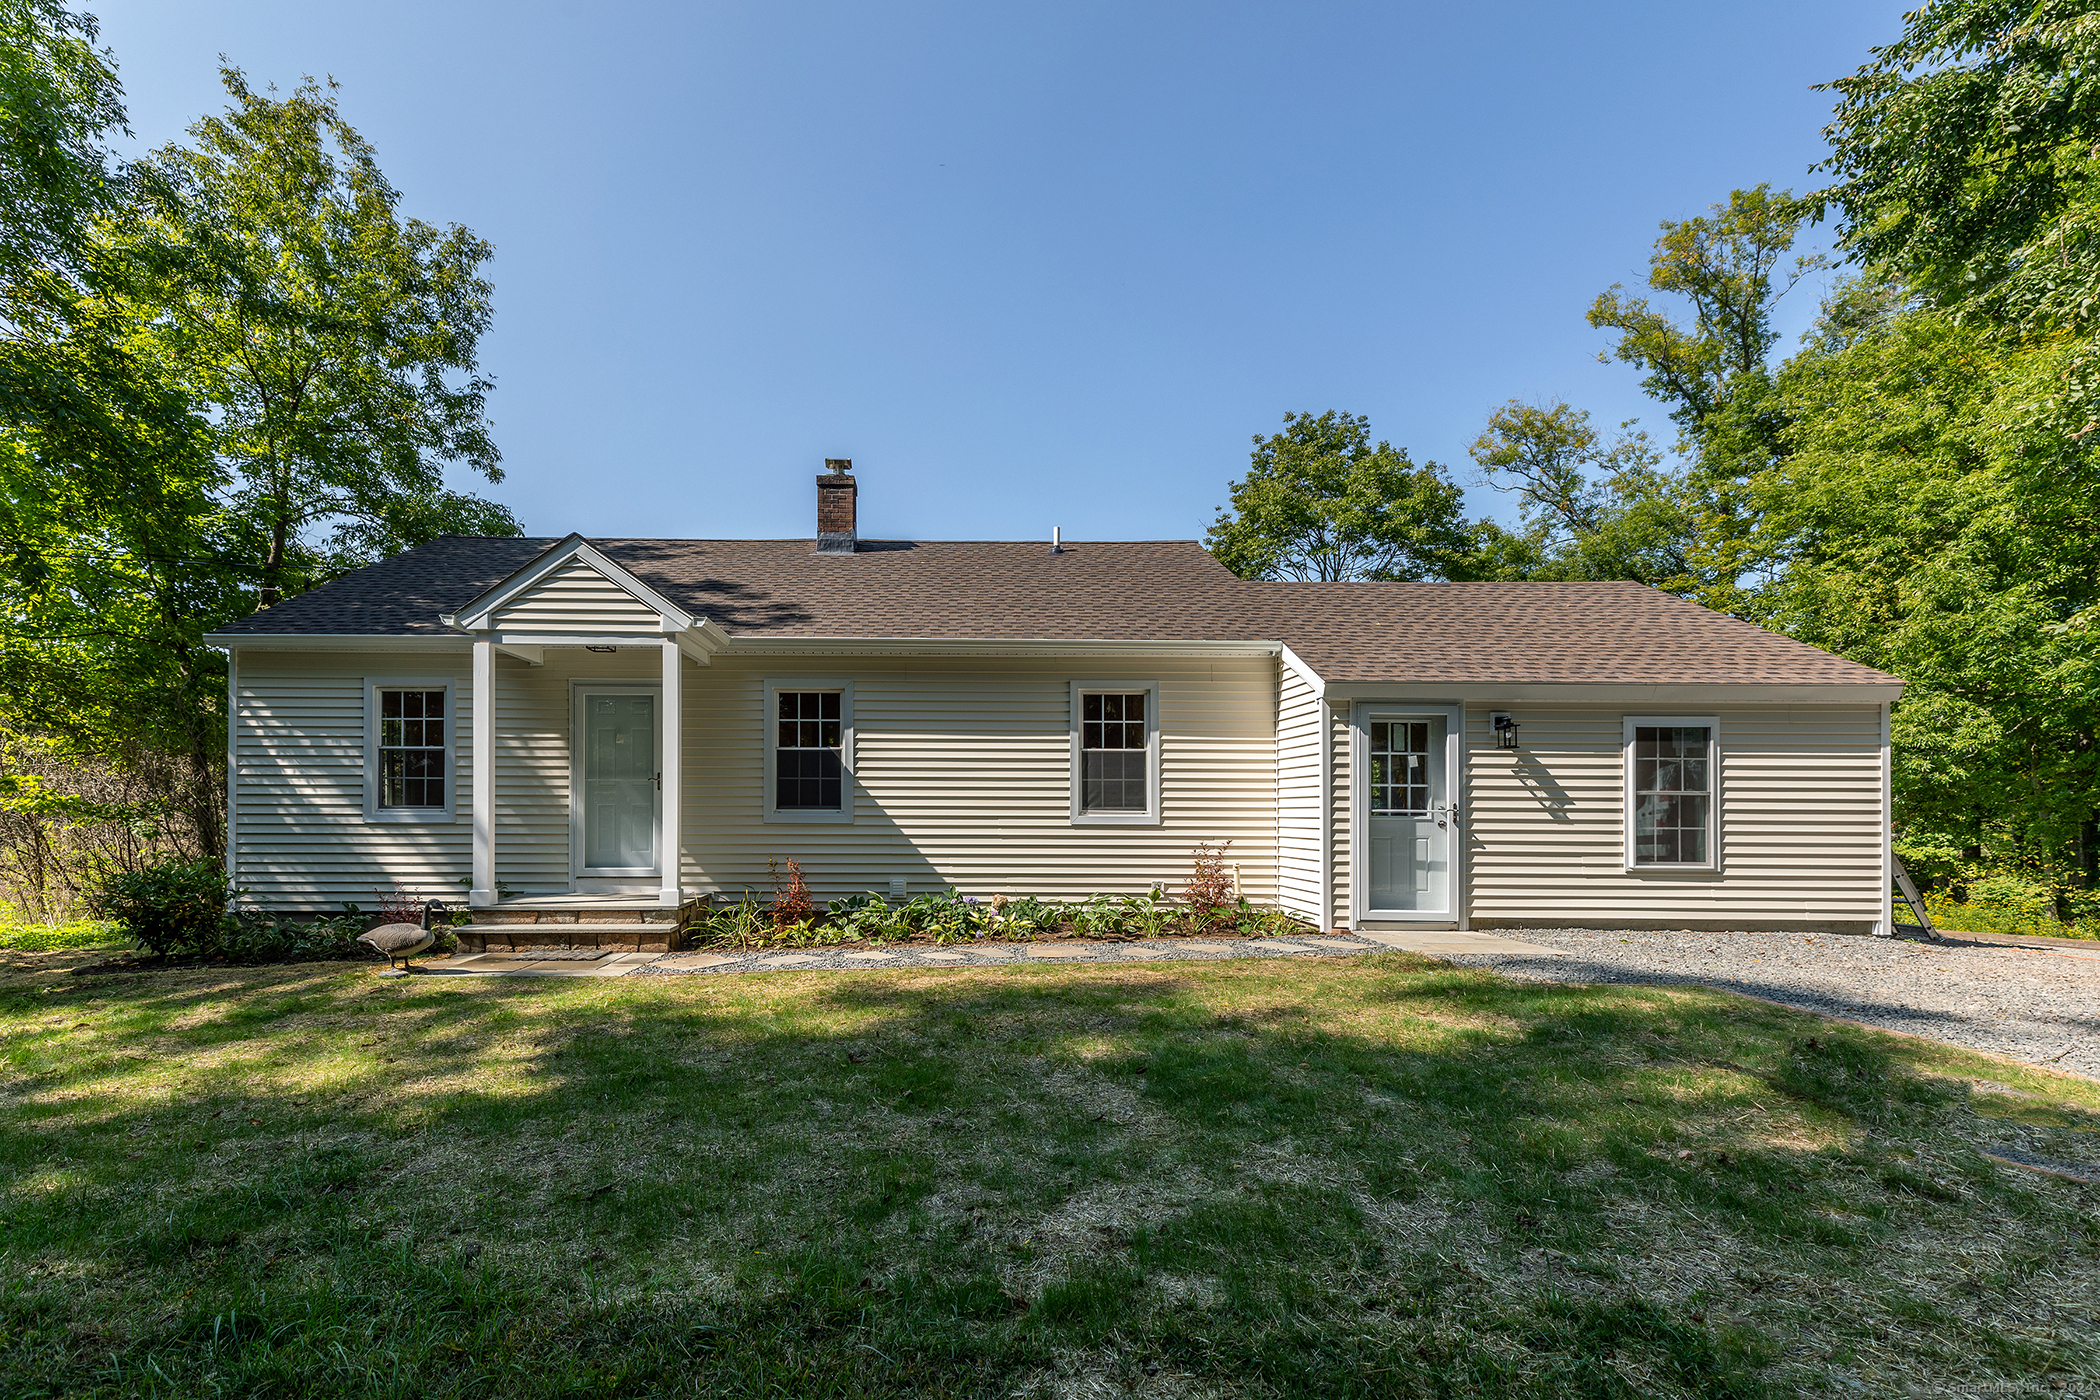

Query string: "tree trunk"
[[259, 514, 286, 608]]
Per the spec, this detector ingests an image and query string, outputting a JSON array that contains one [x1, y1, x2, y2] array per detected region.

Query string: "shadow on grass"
[[0, 955, 2092, 1398]]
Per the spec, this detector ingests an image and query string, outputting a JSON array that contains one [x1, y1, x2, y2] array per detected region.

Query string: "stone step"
[[457, 922, 680, 953], [469, 909, 684, 926]]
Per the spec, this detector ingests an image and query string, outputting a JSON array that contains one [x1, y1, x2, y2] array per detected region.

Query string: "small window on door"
[[1368, 721, 1431, 815], [377, 688, 446, 809], [776, 691, 843, 810], [1079, 691, 1149, 812], [1628, 722, 1716, 867]]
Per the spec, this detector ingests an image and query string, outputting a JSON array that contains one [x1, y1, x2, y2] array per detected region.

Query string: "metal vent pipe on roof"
[[1051, 526, 1063, 554]]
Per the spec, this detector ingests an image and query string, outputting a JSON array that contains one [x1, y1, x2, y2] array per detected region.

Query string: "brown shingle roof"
[[208, 536, 1897, 688], [1245, 580, 1896, 685]]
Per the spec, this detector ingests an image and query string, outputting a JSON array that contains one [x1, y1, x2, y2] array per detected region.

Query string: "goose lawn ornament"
[[359, 899, 445, 973]]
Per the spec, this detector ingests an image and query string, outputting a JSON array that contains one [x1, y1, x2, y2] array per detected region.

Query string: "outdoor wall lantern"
[[1490, 711, 1520, 750]]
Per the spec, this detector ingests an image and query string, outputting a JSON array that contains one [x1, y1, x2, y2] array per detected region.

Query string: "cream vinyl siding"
[[679, 653, 1279, 903], [1461, 703, 1885, 930], [1274, 664, 1324, 924], [488, 558, 663, 635], [232, 649, 473, 907]]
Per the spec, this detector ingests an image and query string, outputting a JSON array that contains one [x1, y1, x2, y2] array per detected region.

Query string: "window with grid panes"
[[1631, 725, 1712, 865], [1368, 721, 1430, 815], [1080, 692, 1148, 811], [377, 689, 446, 808], [775, 691, 843, 810]]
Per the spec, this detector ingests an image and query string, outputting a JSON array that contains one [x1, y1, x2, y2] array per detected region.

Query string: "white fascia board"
[[1317, 679, 1905, 705], [207, 633, 471, 653], [721, 636, 1284, 660], [451, 533, 697, 632], [1279, 644, 1326, 697]]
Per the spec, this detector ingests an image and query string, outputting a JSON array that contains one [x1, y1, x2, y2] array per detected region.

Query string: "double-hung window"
[[1625, 718, 1718, 870], [1071, 683, 1159, 824], [365, 680, 453, 821], [766, 683, 853, 820]]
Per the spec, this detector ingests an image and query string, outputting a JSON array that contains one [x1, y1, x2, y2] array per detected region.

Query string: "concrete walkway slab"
[[420, 952, 657, 978]]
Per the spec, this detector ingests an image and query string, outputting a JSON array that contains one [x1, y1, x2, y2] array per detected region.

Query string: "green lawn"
[[2, 947, 2095, 1398]]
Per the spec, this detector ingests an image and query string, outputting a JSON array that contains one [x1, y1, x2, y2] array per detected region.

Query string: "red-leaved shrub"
[[769, 857, 815, 928], [1183, 840, 1235, 927]]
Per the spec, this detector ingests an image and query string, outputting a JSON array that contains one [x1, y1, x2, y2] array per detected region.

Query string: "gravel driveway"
[[1442, 928, 2100, 1081]]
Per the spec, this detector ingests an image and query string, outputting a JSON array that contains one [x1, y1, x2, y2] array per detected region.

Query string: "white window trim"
[[1348, 701, 1465, 926], [1622, 715, 1722, 874], [1069, 680, 1162, 826], [763, 679, 855, 824], [570, 680, 665, 878], [363, 676, 458, 824]]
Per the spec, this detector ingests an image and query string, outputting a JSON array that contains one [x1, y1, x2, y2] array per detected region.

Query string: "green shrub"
[[220, 912, 371, 963], [1120, 887, 1175, 936], [1072, 894, 1126, 937], [829, 891, 899, 941], [903, 887, 984, 943], [87, 859, 233, 956], [995, 895, 1062, 936]]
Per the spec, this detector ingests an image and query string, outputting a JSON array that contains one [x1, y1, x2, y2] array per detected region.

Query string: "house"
[[205, 463, 1904, 945]]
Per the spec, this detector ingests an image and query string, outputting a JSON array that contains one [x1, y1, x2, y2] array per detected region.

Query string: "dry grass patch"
[[1, 950, 2096, 1397]]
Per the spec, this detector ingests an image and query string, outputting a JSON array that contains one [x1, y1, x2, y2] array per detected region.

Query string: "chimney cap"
[[824, 458, 853, 474]]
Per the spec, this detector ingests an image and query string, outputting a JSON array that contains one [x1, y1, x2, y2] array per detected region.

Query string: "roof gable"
[[451, 534, 694, 634]]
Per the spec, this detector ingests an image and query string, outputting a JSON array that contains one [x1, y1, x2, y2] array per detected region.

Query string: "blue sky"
[[94, 1, 1903, 544]]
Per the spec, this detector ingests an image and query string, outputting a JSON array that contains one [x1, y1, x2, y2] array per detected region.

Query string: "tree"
[[1743, 294, 2100, 894], [1817, 0, 2100, 340], [109, 69, 516, 606], [1466, 399, 1693, 587], [0, 3, 238, 859], [1206, 410, 1477, 581], [1588, 185, 1822, 436], [1800, 1, 2100, 903], [0, 57, 521, 875]]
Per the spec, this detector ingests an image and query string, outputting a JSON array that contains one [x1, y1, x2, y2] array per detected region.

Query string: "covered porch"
[[443, 534, 727, 914]]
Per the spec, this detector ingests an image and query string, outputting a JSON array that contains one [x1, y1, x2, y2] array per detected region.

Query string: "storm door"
[[575, 688, 659, 875], [1363, 712, 1454, 917]]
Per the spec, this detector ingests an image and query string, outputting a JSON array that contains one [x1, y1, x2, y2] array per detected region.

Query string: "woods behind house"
[[4, 1, 2097, 928]]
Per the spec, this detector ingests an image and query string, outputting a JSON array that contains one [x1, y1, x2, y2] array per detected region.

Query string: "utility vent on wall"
[[888, 877, 907, 902]]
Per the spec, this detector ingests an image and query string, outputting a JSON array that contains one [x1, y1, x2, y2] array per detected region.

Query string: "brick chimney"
[[816, 459, 857, 554]]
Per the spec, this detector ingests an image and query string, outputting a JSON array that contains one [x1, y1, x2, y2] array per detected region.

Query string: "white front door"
[[1364, 712, 1455, 918], [576, 688, 659, 875]]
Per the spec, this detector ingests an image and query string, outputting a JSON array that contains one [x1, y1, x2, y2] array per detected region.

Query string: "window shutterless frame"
[[362, 677, 457, 823], [1069, 681, 1161, 826], [1622, 716, 1721, 873], [763, 679, 855, 823]]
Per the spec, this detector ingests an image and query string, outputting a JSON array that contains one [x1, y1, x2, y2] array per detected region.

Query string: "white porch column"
[[470, 635, 496, 908], [660, 637, 684, 906]]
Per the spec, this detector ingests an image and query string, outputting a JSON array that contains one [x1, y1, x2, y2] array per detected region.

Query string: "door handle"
[[654, 770, 662, 790]]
